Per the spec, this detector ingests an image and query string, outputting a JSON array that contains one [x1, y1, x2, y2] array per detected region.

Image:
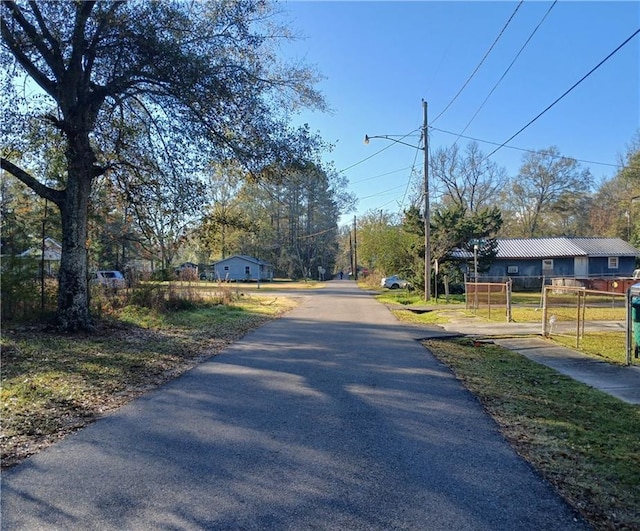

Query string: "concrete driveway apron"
[[1, 281, 587, 530]]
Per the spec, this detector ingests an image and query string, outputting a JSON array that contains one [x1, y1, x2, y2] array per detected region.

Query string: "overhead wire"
[[349, 117, 621, 216], [483, 27, 640, 161], [431, 0, 524, 125], [450, 1, 557, 148], [432, 127, 618, 168], [359, 183, 409, 201], [350, 166, 413, 184], [398, 136, 422, 211], [342, 26, 637, 216]]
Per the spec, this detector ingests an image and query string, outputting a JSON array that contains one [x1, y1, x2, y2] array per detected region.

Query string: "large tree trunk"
[[56, 137, 94, 331]]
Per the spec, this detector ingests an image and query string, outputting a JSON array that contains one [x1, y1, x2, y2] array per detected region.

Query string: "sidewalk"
[[418, 315, 640, 405]]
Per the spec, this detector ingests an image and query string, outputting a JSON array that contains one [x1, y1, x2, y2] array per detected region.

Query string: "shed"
[[175, 262, 199, 279], [212, 255, 273, 282]]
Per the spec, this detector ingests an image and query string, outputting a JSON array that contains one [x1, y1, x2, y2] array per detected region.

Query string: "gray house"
[[212, 255, 273, 282], [482, 237, 639, 289]]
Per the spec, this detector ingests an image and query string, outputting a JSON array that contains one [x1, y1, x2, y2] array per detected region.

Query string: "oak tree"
[[1, 0, 324, 330]]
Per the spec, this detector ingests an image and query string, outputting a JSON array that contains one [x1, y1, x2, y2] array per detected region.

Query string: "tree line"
[[352, 136, 640, 293]]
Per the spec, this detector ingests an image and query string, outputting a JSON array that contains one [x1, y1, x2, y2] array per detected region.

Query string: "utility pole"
[[423, 99, 431, 301], [362, 99, 430, 298], [353, 215, 358, 281], [349, 232, 353, 279]]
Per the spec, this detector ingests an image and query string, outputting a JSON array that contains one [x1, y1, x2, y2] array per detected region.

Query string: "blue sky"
[[278, 1, 640, 226]]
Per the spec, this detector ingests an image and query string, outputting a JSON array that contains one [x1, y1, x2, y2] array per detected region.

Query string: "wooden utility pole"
[[423, 99, 431, 302], [353, 215, 358, 281]]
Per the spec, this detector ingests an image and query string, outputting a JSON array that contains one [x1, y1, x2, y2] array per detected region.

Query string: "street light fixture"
[[364, 100, 431, 301]]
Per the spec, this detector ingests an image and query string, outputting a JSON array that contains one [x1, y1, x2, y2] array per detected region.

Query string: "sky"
[[277, 1, 640, 227]]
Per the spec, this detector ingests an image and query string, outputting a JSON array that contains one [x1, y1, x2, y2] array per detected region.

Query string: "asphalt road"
[[1, 281, 588, 530]]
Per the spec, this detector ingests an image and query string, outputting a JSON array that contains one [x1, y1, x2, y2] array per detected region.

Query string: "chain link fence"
[[465, 280, 513, 322]]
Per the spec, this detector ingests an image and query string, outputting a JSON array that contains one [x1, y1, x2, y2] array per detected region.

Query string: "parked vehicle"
[[380, 275, 409, 289], [91, 270, 126, 289]]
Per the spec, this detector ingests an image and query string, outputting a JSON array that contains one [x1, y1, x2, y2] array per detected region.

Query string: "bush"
[[128, 283, 167, 311], [150, 268, 177, 281], [127, 281, 205, 313], [1, 256, 56, 321]]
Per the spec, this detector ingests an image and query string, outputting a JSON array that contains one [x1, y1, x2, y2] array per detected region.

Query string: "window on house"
[[245, 266, 251, 275], [507, 265, 518, 274], [224, 266, 229, 271], [542, 259, 553, 270], [608, 257, 619, 269]]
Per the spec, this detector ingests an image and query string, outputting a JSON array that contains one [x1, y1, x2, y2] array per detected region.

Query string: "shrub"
[[1, 256, 56, 321]]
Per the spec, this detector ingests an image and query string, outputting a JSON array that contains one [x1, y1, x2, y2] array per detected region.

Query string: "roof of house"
[[451, 237, 640, 260], [214, 255, 272, 266], [496, 237, 640, 259], [19, 237, 62, 260]]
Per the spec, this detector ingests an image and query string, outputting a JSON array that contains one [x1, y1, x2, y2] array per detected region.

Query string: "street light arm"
[[364, 134, 424, 151]]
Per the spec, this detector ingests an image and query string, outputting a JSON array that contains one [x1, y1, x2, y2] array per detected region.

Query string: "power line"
[[450, 1, 557, 148], [431, 126, 618, 168], [399, 137, 422, 211], [350, 166, 413, 184], [359, 183, 408, 201], [432, 1, 524, 125], [484, 27, 640, 161]]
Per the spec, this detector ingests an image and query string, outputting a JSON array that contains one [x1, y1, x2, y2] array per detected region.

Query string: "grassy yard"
[[425, 338, 640, 530], [380, 287, 632, 365]]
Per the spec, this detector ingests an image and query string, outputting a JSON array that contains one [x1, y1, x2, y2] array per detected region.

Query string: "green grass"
[[425, 338, 640, 530], [1, 295, 297, 468], [375, 290, 465, 306], [550, 333, 628, 365], [470, 305, 626, 323], [390, 309, 454, 324], [379, 286, 631, 368]]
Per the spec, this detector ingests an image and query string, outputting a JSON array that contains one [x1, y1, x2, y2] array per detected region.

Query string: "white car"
[[381, 275, 409, 289]]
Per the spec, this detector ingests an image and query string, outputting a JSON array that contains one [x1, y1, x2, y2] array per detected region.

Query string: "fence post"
[[582, 291, 587, 338], [506, 279, 512, 322], [542, 286, 548, 337], [626, 289, 632, 366], [575, 290, 581, 349], [464, 274, 468, 310]]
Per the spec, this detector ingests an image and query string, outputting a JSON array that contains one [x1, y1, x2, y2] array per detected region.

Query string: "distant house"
[[19, 237, 62, 276], [479, 237, 639, 289], [212, 255, 273, 282]]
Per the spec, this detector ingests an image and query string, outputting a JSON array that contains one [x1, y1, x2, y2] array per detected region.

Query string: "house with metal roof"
[[482, 237, 639, 289], [212, 255, 273, 282]]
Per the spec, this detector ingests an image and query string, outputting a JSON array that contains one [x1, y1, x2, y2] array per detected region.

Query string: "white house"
[[212, 255, 273, 282]]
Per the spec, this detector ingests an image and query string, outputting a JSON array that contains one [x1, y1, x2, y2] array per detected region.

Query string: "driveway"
[[1, 281, 587, 530]]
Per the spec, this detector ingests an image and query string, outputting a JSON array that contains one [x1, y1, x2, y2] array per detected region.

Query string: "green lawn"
[[425, 338, 640, 530]]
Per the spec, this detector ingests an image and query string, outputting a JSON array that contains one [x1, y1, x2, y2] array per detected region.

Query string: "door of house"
[[574, 257, 588, 278]]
